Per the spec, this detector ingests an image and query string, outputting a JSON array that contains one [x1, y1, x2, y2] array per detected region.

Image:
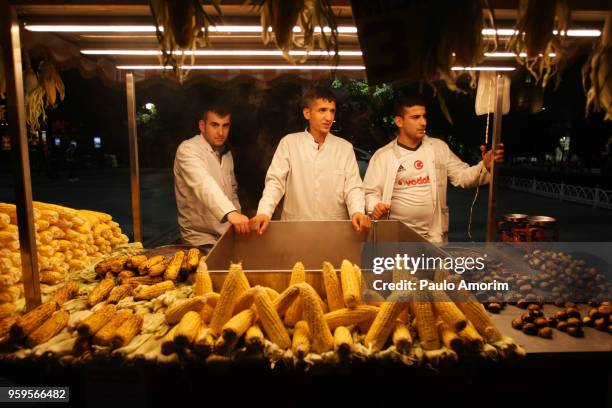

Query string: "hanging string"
[[468, 75, 494, 241]]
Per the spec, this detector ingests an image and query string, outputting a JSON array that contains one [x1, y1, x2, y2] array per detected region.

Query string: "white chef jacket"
[[363, 136, 491, 243], [173, 134, 241, 246], [257, 130, 365, 220]]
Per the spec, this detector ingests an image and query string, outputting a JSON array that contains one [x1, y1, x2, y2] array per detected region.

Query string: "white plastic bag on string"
[[475, 71, 511, 115]]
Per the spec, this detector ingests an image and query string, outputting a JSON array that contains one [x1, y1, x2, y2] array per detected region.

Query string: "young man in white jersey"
[[363, 96, 504, 242], [251, 87, 371, 235]]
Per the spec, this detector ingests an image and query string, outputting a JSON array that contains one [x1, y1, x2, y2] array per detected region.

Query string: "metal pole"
[[486, 73, 505, 242], [125, 72, 142, 242], [1, 2, 41, 310]]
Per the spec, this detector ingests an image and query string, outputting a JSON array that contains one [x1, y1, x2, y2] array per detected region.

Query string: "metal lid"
[[503, 213, 529, 222], [527, 215, 557, 227]]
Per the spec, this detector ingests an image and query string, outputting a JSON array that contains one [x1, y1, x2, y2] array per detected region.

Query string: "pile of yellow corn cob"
[[0, 252, 523, 366], [0, 201, 129, 319], [158, 259, 524, 365]]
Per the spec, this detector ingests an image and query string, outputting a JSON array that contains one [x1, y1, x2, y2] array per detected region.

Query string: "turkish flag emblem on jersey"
[[414, 160, 424, 170]]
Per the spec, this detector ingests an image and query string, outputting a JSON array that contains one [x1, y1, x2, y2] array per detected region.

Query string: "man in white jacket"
[[251, 87, 371, 235], [174, 103, 250, 247], [364, 95, 504, 242]]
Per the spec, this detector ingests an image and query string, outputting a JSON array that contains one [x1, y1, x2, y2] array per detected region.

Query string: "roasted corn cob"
[[111, 314, 143, 349], [77, 303, 116, 337], [245, 324, 265, 352], [164, 251, 185, 281], [134, 280, 175, 300], [25, 310, 69, 348], [93, 309, 133, 346], [87, 278, 115, 306], [10, 301, 59, 340], [107, 284, 132, 304], [50, 281, 79, 305]]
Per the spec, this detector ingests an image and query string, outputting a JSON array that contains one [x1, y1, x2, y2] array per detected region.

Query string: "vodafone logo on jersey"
[[397, 175, 430, 187], [414, 160, 424, 170]]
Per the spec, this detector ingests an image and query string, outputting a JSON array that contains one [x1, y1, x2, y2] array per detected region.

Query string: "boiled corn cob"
[[245, 324, 265, 352], [296, 282, 334, 353], [194, 258, 213, 295], [193, 328, 215, 356], [161, 325, 180, 355], [284, 262, 306, 327], [222, 308, 256, 342], [364, 301, 406, 352], [392, 322, 412, 354], [253, 286, 291, 349], [333, 326, 353, 356], [322, 261, 344, 311], [458, 321, 485, 350], [292, 320, 311, 359], [165, 296, 207, 324], [412, 299, 440, 351], [437, 319, 464, 352], [432, 299, 467, 332], [340, 259, 361, 308], [325, 305, 380, 330], [455, 301, 503, 343], [209, 263, 250, 336], [173, 311, 202, 348]]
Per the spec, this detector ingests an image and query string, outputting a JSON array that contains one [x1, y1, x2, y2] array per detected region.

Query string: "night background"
[[1, 55, 610, 244]]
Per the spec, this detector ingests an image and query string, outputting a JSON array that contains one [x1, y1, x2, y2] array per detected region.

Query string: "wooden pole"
[[486, 73, 505, 242], [0, 1, 41, 310], [125, 72, 142, 243]]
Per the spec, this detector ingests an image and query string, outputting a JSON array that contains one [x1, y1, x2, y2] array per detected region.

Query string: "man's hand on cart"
[[250, 214, 270, 235], [481, 143, 505, 172], [227, 211, 251, 234], [372, 202, 391, 220]]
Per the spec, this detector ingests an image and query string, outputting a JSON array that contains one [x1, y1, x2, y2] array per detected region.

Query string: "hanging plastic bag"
[[475, 71, 511, 115]]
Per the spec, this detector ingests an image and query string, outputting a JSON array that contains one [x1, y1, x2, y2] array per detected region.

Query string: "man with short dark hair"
[[251, 87, 371, 234], [174, 102, 250, 247], [364, 96, 504, 242]]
